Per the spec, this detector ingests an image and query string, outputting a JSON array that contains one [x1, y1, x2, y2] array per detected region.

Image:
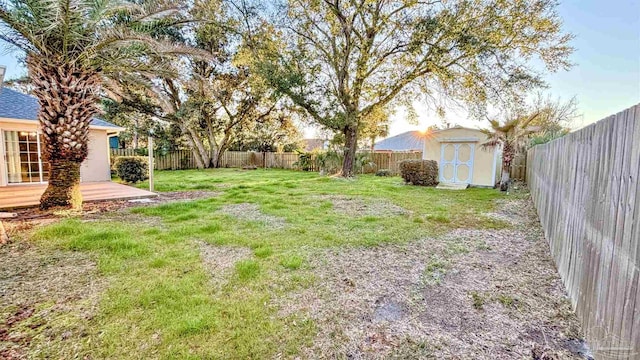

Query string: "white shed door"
[[439, 143, 475, 183]]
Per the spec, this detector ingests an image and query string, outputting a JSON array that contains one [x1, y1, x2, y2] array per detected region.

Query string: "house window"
[[4, 131, 49, 184]]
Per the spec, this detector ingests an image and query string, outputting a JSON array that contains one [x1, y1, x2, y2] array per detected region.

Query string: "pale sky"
[[1, 0, 638, 139], [382, 0, 640, 138]]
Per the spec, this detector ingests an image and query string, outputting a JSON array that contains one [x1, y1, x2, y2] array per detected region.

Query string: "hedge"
[[399, 160, 438, 186], [113, 156, 149, 183]]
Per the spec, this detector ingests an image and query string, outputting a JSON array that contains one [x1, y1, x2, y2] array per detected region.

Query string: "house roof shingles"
[[374, 131, 424, 151], [0, 87, 120, 129]]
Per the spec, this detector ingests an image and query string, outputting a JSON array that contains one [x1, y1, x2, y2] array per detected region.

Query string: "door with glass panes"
[[3, 131, 49, 184]]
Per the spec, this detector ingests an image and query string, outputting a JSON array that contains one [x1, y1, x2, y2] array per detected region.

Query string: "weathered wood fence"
[[527, 104, 639, 359], [510, 152, 527, 181], [110, 149, 422, 174], [111, 149, 197, 170]]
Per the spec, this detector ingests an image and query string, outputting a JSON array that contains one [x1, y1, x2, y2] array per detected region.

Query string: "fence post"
[[148, 136, 154, 192]]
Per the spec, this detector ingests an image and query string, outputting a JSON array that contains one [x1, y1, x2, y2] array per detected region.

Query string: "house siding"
[[0, 120, 112, 186], [422, 127, 498, 187]]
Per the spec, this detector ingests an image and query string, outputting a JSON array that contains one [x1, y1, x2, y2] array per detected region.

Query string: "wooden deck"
[[0, 182, 157, 209]]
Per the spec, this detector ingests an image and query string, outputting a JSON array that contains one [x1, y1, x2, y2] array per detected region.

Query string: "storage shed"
[[422, 127, 501, 187]]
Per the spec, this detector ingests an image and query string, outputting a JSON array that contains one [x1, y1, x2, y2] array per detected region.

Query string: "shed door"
[[439, 143, 475, 184]]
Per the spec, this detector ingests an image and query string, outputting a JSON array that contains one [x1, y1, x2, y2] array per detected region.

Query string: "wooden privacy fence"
[[367, 152, 422, 174], [510, 152, 527, 181], [110, 149, 422, 174], [111, 149, 197, 170], [527, 104, 639, 359]]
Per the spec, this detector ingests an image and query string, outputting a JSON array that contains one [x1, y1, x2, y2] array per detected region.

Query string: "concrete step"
[[436, 183, 469, 190]]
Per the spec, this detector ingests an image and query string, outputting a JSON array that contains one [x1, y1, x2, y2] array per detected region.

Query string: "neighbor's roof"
[[374, 131, 424, 151], [302, 138, 326, 151], [0, 87, 121, 129]]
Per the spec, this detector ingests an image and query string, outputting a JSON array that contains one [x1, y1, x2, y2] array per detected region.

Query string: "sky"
[[0, 0, 638, 139], [385, 0, 640, 137]]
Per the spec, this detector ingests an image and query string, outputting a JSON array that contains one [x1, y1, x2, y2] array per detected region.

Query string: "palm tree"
[[0, 0, 190, 209], [482, 113, 539, 191]]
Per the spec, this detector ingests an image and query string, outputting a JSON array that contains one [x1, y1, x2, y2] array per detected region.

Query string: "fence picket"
[[110, 149, 422, 175], [527, 104, 639, 359]]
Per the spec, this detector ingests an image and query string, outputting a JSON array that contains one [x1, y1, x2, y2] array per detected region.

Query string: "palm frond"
[[519, 112, 540, 128]]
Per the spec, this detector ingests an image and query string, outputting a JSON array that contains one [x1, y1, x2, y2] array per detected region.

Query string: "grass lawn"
[[1, 169, 582, 359]]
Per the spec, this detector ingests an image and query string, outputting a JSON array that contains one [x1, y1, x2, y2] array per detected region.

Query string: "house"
[[422, 126, 501, 187], [302, 138, 329, 152], [373, 131, 423, 152], [0, 87, 123, 186]]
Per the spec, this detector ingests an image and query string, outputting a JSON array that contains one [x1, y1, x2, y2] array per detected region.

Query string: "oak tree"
[[258, 0, 573, 176]]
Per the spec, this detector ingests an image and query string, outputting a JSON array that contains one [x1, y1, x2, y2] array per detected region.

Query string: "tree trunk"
[[27, 57, 100, 210], [500, 142, 514, 191], [500, 163, 510, 191], [180, 124, 209, 169], [213, 143, 229, 168], [40, 158, 82, 210], [341, 124, 358, 177], [188, 127, 211, 168], [213, 132, 232, 168]]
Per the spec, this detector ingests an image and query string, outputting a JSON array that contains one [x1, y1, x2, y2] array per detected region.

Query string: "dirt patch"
[[317, 195, 409, 217], [483, 194, 542, 228], [218, 203, 286, 229], [277, 196, 585, 359], [0, 241, 105, 358], [199, 242, 252, 289]]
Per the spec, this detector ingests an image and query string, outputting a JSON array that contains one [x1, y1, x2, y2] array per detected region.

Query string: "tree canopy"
[[252, 0, 573, 176]]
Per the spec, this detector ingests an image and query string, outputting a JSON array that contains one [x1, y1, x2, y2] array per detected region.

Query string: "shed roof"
[[374, 131, 424, 151], [0, 87, 121, 129]]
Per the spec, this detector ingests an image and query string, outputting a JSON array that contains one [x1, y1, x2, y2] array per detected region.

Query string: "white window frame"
[[2, 129, 48, 185]]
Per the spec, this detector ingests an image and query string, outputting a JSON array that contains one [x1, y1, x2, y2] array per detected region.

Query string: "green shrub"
[[293, 152, 315, 171], [315, 150, 342, 175], [114, 156, 149, 183], [375, 169, 391, 177], [399, 160, 438, 186], [354, 153, 375, 174]]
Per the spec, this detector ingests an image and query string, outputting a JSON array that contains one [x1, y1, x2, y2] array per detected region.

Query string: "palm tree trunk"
[[40, 158, 82, 209], [27, 57, 100, 210], [500, 142, 514, 191], [500, 163, 511, 191]]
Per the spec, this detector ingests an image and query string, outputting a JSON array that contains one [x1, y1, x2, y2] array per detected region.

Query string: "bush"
[[354, 153, 375, 174], [293, 152, 315, 171], [315, 150, 342, 175], [114, 156, 149, 183], [399, 160, 438, 186], [375, 169, 391, 177]]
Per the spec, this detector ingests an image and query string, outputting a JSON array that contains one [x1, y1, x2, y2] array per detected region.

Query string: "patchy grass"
[[470, 291, 486, 310], [235, 259, 261, 280], [2, 169, 582, 359], [423, 255, 448, 285], [280, 255, 304, 270]]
